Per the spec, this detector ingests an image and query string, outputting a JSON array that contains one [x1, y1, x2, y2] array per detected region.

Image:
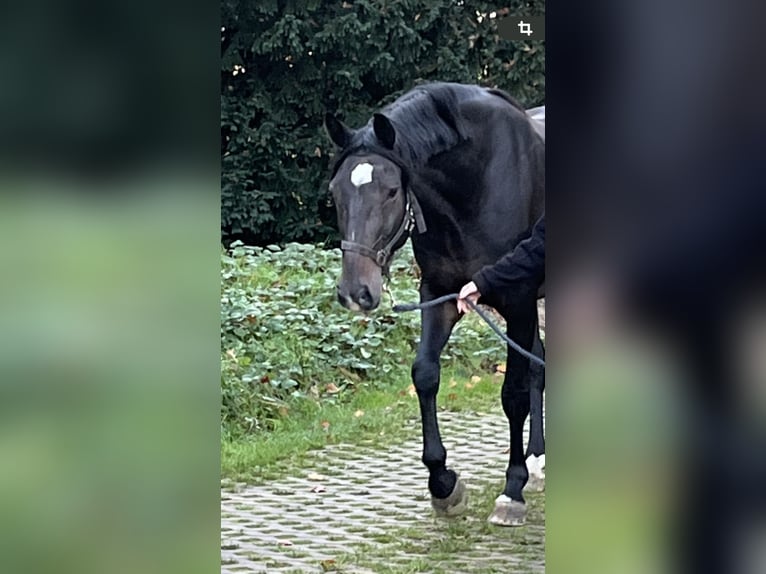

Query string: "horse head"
[[325, 113, 417, 312]]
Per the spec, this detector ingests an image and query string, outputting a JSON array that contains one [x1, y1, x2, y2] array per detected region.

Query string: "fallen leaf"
[[311, 485, 327, 493], [337, 366, 360, 381], [278, 406, 289, 417], [325, 383, 340, 394], [471, 375, 481, 383], [464, 382, 474, 390], [502, 447, 510, 454], [225, 349, 236, 360], [449, 379, 457, 388], [447, 393, 458, 401], [496, 363, 507, 374], [321, 421, 330, 431], [354, 409, 364, 418], [407, 384, 417, 397], [320, 559, 337, 571]]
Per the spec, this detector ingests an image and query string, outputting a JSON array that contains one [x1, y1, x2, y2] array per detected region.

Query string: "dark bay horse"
[[324, 82, 545, 525]]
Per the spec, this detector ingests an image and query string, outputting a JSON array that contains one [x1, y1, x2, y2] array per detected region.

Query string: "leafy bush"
[[221, 0, 545, 245], [221, 241, 505, 435]]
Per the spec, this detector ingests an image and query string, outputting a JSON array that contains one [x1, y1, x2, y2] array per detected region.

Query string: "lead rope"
[[392, 293, 545, 368]]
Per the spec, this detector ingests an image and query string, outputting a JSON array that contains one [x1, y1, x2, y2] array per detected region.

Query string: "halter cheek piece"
[[340, 189, 427, 273]]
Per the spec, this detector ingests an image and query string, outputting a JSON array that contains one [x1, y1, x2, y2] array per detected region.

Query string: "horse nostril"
[[356, 286, 373, 309]]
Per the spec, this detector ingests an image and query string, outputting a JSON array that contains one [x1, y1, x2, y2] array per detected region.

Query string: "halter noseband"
[[340, 189, 427, 273]]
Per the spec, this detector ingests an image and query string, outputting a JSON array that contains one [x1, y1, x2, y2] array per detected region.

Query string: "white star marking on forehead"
[[350, 162, 374, 187]]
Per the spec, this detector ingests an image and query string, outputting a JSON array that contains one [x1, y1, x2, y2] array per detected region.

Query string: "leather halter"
[[340, 189, 427, 273]]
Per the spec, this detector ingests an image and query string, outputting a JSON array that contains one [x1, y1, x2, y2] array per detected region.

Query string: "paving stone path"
[[221, 410, 545, 573]]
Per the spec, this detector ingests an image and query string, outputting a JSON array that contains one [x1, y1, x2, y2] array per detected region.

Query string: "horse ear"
[[324, 113, 353, 149], [373, 113, 396, 149]]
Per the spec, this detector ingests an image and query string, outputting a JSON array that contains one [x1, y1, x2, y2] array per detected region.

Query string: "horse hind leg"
[[488, 308, 537, 526], [411, 295, 466, 516], [525, 332, 545, 492]]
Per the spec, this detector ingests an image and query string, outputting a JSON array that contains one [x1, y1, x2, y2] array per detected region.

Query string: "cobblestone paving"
[[221, 411, 544, 573]]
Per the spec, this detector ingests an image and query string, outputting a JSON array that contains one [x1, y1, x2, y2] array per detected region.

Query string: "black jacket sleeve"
[[472, 215, 545, 300]]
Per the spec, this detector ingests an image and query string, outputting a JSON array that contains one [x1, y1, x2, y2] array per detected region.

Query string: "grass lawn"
[[221, 368, 505, 484]]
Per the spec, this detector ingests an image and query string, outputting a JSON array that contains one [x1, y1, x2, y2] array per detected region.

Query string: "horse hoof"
[[487, 494, 527, 526], [526, 454, 546, 492], [431, 476, 468, 517]]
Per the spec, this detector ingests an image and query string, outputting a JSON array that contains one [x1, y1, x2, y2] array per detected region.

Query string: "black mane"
[[332, 82, 525, 174], [373, 83, 466, 165]]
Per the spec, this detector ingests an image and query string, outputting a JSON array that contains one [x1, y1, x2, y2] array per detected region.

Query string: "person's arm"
[[457, 216, 545, 313]]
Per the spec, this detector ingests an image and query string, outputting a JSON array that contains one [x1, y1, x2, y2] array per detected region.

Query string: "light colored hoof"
[[431, 476, 468, 517], [487, 494, 527, 526], [526, 454, 546, 492]]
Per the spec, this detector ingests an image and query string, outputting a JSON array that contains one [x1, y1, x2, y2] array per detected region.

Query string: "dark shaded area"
[[0, 0, 218, 179], [548, 0, 766, 572]]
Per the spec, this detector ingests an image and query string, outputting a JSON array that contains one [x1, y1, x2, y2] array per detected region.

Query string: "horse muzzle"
[[336, 284, 380, 312]]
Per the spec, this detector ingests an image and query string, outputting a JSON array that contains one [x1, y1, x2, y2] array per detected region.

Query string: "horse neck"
[[407, 176, 481, 282], [409, 180, 465, 244]]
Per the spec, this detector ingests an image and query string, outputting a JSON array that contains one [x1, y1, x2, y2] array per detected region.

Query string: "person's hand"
[[457, 281, 481, 314]]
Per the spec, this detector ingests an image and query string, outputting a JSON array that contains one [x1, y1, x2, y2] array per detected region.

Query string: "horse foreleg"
[[525, 329, 546, 491], [489, 306, 537, 526], [411, 292, 462, 515]]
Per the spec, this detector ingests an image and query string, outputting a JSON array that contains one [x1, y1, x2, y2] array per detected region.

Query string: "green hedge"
[[221, 0, 545, 245]]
